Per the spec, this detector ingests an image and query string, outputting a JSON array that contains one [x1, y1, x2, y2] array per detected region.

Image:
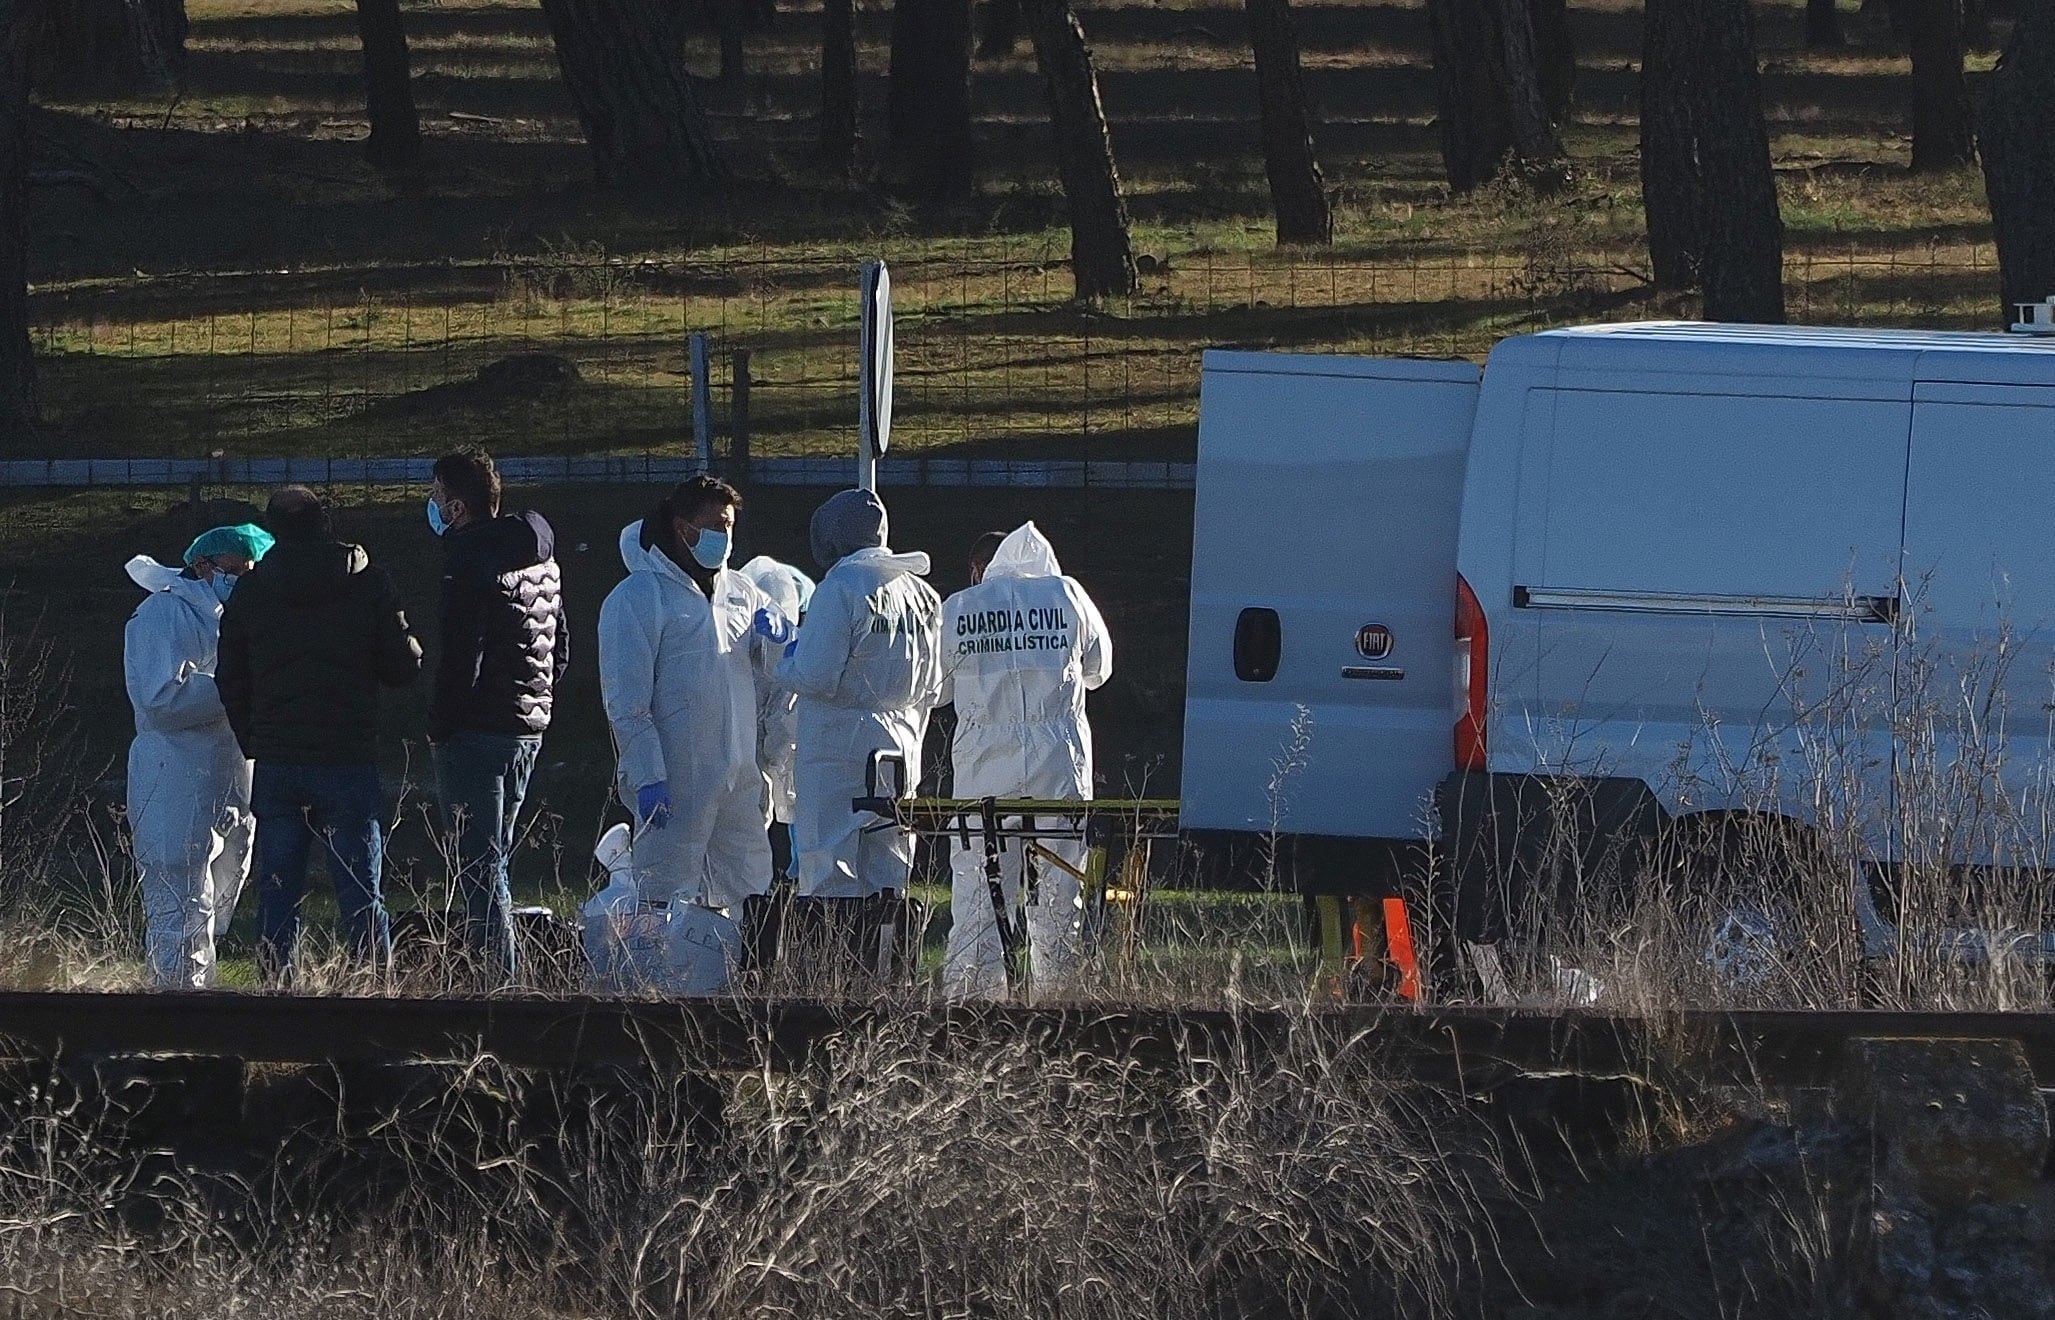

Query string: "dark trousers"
[[434, 731, 541, 984], [254, 761, 389, 986]]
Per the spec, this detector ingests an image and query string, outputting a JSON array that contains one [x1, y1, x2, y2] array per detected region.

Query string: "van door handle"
[[1342, 666, 1404, 681], [1234, 608, 1281, 683]]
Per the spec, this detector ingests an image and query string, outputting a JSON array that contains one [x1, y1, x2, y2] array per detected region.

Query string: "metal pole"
[[731, 349, 751, 481], [690, 332, 712, 471]]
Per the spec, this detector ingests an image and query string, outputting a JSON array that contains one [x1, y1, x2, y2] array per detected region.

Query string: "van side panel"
[[1904, 383, 2055, 868], [1521, 387, 1909, 827], [1181, 355, 1481, 839]]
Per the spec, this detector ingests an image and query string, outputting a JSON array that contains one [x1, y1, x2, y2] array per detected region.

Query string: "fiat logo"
[[1356, 624, 1393, 659]]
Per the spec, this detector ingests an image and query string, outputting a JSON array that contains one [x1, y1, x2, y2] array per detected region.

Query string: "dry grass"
[[0, 998, 1501, 1319]]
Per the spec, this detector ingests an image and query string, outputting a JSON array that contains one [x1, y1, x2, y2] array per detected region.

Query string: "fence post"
[[690, 332, 713, 471], [731, 349, 752, 482]]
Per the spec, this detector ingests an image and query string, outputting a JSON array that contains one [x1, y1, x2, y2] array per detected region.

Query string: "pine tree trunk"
[[539, 0, 725, 189], [714, 0, 747, 86], [886, 0, 974, 203], [1909, 0, 1973, 171], [820, 0, 857, 167], [1426, 0, 1514, 192], [1963, 0, 1991, 48], [1245, 0, 1331, 245], [888, 0, 928, 143], [1640, 0, 1701, 291], [1532, 0, 1575, 123], [1425, 0, 1561, 191], [353, 0, 420, 167], [1493, 0, 1566, 171], [1024, 0, 1137, 299], [978, 0, 1023, 56], [1640, 0, 1784, 321], [1807, 0, 1845, 46], [1863, 0, 1919, 43], [1978, 0, 2055, 319], [0, 0, 33, 439], [26, 0, 183, 94], [926, 0, 976, 205]]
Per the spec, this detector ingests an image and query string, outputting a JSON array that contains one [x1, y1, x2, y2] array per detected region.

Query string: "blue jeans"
[[433, 732, 541, 984], [253, 761, 390, 986]]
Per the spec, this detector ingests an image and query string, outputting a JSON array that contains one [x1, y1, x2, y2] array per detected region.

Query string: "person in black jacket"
[[219, 486, 423, 986], [427, 447, 566, 983]]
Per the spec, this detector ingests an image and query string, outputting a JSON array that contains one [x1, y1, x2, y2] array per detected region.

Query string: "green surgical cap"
[[183, 523, 276, 567]]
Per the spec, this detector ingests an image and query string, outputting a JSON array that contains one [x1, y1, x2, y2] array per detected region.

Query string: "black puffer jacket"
[[430, 510, 567, 741], [218, 540, 423, 764]]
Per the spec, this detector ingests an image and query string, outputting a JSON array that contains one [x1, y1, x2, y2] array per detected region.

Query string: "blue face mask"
[[426, 495, 448, 537], [210, 572, 238, 605], [689, 528, 730, 571]]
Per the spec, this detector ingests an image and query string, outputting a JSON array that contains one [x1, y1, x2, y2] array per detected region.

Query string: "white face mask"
[[689, 528, 730, 571]]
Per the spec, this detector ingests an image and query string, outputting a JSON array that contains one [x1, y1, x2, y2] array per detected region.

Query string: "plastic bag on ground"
[[581, 824, 641, 987], [581, 822, 742, 994], [663, 903, 742, 995]]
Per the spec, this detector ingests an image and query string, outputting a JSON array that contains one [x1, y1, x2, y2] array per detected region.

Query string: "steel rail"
[[2, 993, 2054, 1089]]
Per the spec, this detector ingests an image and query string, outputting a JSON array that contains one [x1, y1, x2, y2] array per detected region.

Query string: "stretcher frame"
[[853, 761, 1179, 993]]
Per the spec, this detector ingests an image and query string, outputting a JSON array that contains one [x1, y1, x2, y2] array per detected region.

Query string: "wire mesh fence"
[[18, 238, 2007, 479]]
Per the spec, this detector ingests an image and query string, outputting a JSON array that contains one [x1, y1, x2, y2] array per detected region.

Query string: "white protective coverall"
[[597, 522, 775, 911], [123, 556, 254, 989], [776, 548, 943, 899], [737, 556, 814, 826], [938, 523, 1113, 998]]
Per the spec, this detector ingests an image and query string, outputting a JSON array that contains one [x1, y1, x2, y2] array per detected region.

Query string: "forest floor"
[[18, 0, 2005, 463]]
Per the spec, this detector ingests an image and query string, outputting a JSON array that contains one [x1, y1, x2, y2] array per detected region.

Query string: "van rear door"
[[1181, 351, 1482, 839]]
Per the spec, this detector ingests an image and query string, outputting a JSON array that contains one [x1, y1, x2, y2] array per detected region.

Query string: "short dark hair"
[[669, 474, 742, 523], [969, 531, 1006, 570], [265, 485, 331, 541], [433, 446, 501, 517]]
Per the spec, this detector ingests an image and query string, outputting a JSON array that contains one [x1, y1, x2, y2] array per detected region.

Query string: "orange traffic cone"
[[1382, 897, 1421, 1002]]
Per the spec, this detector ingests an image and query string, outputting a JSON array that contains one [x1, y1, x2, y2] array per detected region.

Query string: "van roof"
[[1511, 320, 2055, 388], [1540, 321, 2054, 352]]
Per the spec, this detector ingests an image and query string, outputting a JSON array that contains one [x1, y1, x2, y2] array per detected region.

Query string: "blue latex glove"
[[783, 637, 798, 659], [635, 781, 672, 830], [752, 606, 795, 646]]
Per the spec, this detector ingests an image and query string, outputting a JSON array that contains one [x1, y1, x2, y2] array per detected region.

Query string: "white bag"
[[582, 823, 741, 995], [662, 903, 742, 996], [582, 824, 646, 989]]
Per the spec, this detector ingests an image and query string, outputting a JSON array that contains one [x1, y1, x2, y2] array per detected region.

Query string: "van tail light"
[[1454, 574, 1488, 772]]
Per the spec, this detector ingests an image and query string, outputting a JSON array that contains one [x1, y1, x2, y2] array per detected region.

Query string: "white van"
[[1182, 323, 2055, 942]]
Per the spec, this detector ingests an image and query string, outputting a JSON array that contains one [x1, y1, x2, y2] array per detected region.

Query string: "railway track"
[[1, 991, 2053, 1090]]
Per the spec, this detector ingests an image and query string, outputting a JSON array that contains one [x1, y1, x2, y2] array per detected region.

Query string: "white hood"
[[127, 555, 220, 620], [739, 555, 815, 620], [985, 522, 1062, 579], [126, 554, 187, 595], [618, 519, 705, 587], [837, 545, 931, 579], [618, 520, 649, 572]]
